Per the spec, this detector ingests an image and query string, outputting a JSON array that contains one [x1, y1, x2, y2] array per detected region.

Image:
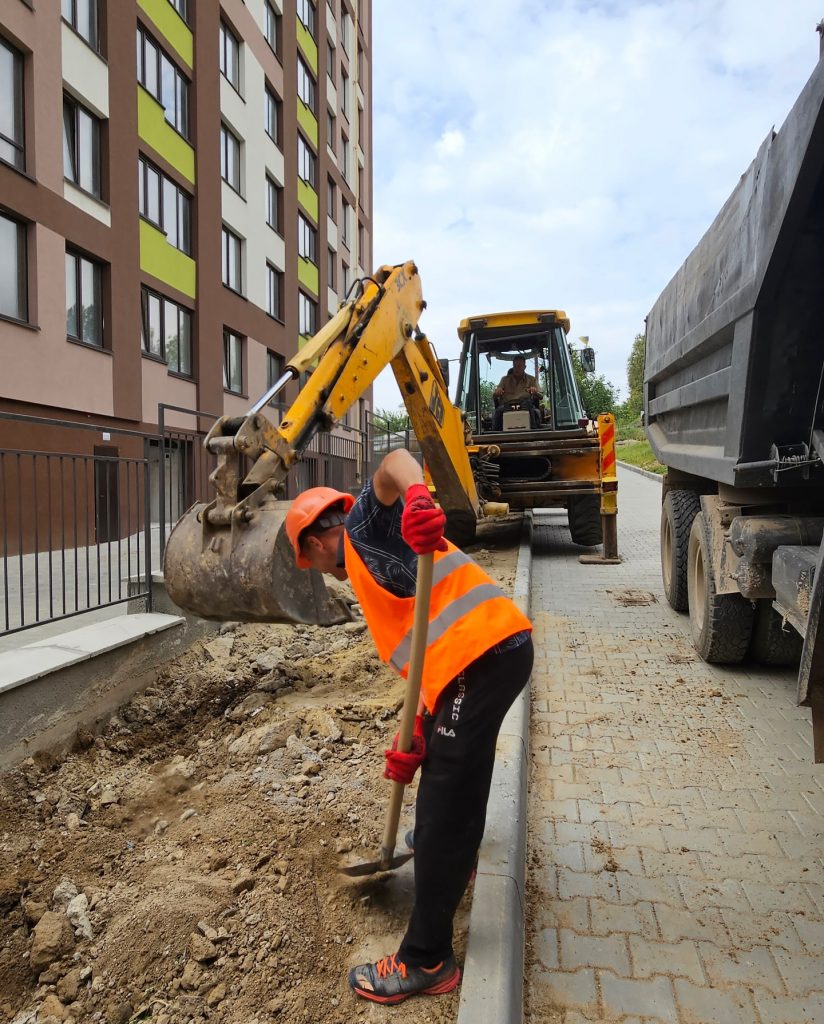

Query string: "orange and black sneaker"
[[348, 952, 461, 1004]]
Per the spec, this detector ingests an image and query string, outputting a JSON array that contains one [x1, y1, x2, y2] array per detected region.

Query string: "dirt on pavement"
[[0, 519, 521, 1024]]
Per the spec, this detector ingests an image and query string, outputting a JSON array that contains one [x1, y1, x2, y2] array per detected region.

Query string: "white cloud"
[[369, 0, 823, 409]]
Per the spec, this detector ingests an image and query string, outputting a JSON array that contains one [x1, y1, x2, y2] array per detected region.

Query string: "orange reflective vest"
[[343, 534, 532, 713]]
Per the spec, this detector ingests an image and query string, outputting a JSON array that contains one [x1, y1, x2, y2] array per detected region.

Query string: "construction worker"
[[493, 354, 542, 429], [285, 448, 533, 1005]]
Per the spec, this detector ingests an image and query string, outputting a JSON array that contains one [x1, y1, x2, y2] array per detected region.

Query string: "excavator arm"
[[163, 262, 479, 625]]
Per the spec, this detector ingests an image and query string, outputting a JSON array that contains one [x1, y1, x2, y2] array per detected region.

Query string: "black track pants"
[[397, 635, 534, 967]]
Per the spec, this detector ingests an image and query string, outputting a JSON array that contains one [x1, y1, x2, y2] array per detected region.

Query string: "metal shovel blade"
[[338, 848, 414, 877], [163, 501, 353, 626]]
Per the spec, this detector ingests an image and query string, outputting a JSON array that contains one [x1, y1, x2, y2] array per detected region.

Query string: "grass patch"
[[617, 439, 666, 475]]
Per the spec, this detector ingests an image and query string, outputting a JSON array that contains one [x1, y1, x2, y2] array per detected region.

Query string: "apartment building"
[[0, 0, 373, 457]]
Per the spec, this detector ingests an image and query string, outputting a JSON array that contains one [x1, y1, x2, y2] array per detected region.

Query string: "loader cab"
[[454, 310, 586, 436]]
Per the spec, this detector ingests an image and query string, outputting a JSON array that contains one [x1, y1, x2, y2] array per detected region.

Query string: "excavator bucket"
[[163, 500, 353, 626]]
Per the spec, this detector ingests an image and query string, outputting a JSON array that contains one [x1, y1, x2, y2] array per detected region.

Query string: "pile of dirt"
[[0, 523, 521, 1024]]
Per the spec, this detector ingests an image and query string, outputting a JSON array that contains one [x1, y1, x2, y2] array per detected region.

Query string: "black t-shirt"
[[344, 479, 418, 598]]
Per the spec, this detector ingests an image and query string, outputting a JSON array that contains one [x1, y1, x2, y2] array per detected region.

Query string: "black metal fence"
[[0, 403, 370, 638], [0, 412, 153, 636], [364, 410, 422, 477]]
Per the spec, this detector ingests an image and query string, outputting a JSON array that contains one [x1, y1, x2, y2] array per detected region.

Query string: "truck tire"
[[661, 490, 701, 612], [687, 511, 754, 663], [749, 601, 802, 667], [445, 510, 477, 549], [568, 495, 603, 547]]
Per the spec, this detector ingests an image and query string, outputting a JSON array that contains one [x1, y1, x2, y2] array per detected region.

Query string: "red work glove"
[[401, 484, 448, 554], [384, 715, 427, 784]]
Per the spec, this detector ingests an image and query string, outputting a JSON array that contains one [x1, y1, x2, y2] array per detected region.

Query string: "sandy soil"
[[0, 519, 522, 1024]]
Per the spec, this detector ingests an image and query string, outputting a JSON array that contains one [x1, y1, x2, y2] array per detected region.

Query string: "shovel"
[[339, 551, 435, 877]]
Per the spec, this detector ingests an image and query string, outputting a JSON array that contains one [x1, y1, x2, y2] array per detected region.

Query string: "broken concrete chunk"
[[189, 932, 218, 963], [66, 893, 93, 940], [30, 911, 75, 973], [255, 646, 285, 672]]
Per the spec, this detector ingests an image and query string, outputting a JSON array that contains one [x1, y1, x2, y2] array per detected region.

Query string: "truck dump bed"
[[645, 56, 824, 487]]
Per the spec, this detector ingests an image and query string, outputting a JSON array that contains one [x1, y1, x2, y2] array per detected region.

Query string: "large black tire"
[[568, 495, 603, 547], [445, 510, 477, 548], [661, 490, 701, 612], [687, 512, 754, 663], [749, 601, 802, 667]]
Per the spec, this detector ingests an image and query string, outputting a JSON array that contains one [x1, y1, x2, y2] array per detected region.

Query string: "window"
[[327, 248, 336, 289], [341, 133, 350, 180], [264, 1, 281, 56], [138, 156, 191, 254], [357, 102, 364, 142], [297, 134, 316, 187], [219, 21, 240, 91], [297, 56, 316, 114], [267, 349, 284, 417], [266, 175, 282, 233], [298, 213, 317, 264], [137, 28, 189, 137], [297, 0, 316, 37], [326, 41, 335, 83], [341, 261, 350, 296], [327, 177, 336, 222], [223, 329, 243, 393], [266, 263, 282, 320], [357, 163, 364, 204], [62, 0, 99, 50], [0, 214, 27, 321], [220, 124, 241, 193], [299, 291, 317, 336], [341, 70, 349, 118], [265, 86, 280, 145], [357, 44, 364, 82], [358, 221, 367, 267], [63, 94, 101, 197], [326, 110, 336, 154], [341, 10, 351, 50], [221, 227, 242, 292], [0, 38, 24, 171], [140, 286, 192, 375], [169, 0, 188, 22], [341, 199, 350, 246], [65, 250, 102, 347]]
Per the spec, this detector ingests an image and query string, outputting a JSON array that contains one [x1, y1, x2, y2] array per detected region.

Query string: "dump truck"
[[644, 43, 824, 759]]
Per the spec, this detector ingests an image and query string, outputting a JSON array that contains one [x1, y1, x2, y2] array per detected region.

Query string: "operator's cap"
[[285, 487, 355, 569]]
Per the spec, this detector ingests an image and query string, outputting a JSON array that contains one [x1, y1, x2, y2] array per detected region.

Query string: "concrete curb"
[[457, 514, 533, 1024], [617, 459, 665, 484]]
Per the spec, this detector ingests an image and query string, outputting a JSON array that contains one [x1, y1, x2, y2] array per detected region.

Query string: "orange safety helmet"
[[285, 487, 355, 568]]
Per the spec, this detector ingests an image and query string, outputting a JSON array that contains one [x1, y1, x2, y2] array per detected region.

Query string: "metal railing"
[[0, 412, 153, 636]]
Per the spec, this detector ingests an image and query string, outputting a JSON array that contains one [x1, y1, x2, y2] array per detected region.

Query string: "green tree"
[[624, 333, 646, 420], [373, 406, 410, 433], [569, 347, 619, 417]]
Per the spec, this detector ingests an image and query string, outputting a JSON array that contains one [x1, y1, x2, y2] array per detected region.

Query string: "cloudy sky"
[[368, 0, 823, 410]]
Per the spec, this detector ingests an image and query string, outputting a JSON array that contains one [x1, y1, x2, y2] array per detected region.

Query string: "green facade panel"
[[140, 219, 197, 299], [298, 257, 319, 296], [138, 88, 196, 184], [297, 100, 319, 148], [138, 0, 194, 67], [297, 179, 319, 221], [296, 20, 318, 71]]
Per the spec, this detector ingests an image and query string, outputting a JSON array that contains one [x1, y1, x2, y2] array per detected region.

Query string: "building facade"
[[0, 0, 373, 448]]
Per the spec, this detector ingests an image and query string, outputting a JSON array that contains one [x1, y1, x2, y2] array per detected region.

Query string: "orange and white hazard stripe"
[[597, 413, 618, 516]]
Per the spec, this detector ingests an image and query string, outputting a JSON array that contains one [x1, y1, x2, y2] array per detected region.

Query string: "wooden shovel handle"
[[378, 551, 434, 868]]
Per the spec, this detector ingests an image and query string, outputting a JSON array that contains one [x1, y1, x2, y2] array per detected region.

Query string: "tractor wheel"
[[687, 512, 754, 663], [661, 490, 701, 612], [568, 495, 603, 547], [749, 601, 802, 667]]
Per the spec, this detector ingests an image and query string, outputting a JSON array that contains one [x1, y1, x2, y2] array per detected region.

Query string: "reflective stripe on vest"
[[390, 582, 505, 673]]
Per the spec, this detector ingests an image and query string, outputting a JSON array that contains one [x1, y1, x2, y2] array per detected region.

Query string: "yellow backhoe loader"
[[163, 262, 618, 626]]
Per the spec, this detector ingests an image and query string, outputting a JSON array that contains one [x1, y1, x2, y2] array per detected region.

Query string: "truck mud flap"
[[796, 534, 824, 762]]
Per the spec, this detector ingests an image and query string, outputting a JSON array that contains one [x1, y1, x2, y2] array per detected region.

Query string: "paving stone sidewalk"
[[526, 469, 824, 1024]]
